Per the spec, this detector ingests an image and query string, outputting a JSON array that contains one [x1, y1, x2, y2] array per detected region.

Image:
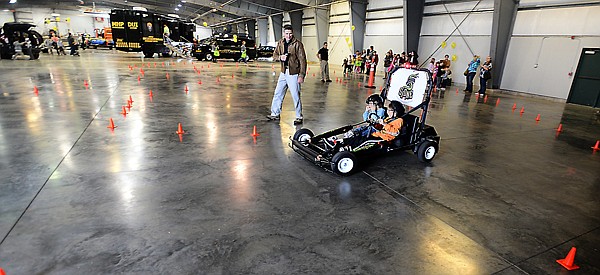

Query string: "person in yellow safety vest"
[[238, 40, 248, 64], [212, 44, 220, 63], [163, 24, 170, 39], [354, 53, 362, 73]]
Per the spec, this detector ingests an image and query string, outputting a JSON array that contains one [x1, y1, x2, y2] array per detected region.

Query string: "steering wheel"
[[367, 112, 380, 124], [367, 113, 384, 130]]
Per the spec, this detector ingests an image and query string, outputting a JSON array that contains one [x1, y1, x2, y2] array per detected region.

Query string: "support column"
[[490, 0, 519, 89], [349, 1, 366, 52], [246, 19, 256, 38], [257, 18, 268, 46], [237, 23, 246, 34], [271, 14, 283, 42], [289, 10, 303, 42], [314, 6, 330, 46], [403, 0, 425, 53]]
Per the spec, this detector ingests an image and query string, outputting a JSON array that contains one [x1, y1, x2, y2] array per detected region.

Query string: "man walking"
[[317, 41, 331, 82], [267, 25, 307, 125]]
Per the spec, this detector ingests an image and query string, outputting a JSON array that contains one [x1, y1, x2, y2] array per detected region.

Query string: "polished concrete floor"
[[0, 49, 599, 275]]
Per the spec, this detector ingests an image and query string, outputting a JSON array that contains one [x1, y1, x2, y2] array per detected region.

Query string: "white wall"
[[419, 0, 494, 84], [502, 6, 600, 99], [195, 26, 212, 40], [364, 0, 405, 73], [5, 8, 109, 38], [327, 2, 352, 66], [302, 8, 317, 62], [0, 10, 14, 24]]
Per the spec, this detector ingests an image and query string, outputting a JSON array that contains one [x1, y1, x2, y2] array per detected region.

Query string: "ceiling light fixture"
[[175, 7, 179, 11], [9, 0, 17, 4], [177, 4, 182, 7]]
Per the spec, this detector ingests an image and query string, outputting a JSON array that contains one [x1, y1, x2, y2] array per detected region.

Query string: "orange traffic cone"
[[154, 62, 156, 67], [556, 124, 563, 132], [129, 95, 134, 104], [535, 114, 541, 122], [495, 98, 500, 106], [126, 101, 132, 110], [120, 106, 128, 116], [185, 85, 189, 93], [34, 86, 39, 95], [251, 125, 260, 137], [456, 88, 459, 95], [107, 118, 117, 129], [84, 80, 89, 87], [556, 247, 580, 270], [149, 90, 154, 97], [162, 62, 165, 67], [176, 123, 185, 135], [137, 75, 141, 82], [512, 103, 517, 111], [592, 140, 600, 151], [520, 106, 525, 114], [365, 66, 376, 88], [166, 73, 170, 80], [198, 80, 202, 84]]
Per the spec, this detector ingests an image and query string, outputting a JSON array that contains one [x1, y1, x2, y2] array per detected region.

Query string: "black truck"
[[193, 33, 256, 61], [110, 9, 194, 58], [0, 22, 44, 60]]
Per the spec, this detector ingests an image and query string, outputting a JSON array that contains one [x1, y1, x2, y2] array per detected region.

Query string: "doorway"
[[567, 48, 600, 108]]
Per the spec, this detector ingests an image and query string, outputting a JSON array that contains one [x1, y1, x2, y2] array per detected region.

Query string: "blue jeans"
[[270, 69, 303, 119], [479, 77, 488, 95], [465, 72, 476, 92]]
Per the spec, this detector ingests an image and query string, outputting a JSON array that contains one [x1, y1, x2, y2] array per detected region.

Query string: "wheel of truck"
[[144, 51, 154, 58], [205, 53, 213, 61], [31, 52, 40, 60], [161, 52, 171, 57]]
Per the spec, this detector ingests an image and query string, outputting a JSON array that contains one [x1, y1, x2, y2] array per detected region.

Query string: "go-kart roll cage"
[[381, 64, 435, 141]]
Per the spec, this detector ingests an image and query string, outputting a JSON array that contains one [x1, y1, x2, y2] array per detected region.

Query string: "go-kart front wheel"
[[417, 140, 438, 163], [331, 151, 357, 175], [293, 128, 314, 146]]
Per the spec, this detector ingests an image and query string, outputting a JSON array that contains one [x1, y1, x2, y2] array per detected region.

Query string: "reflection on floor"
[[0, 51, 598, 274]]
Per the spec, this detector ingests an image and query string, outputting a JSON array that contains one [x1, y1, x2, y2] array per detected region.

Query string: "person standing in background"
[[478, 56, 493, 96], [317, 41, 331, 82], [464, 55, 480, 93], [267, 24, 307, 125]]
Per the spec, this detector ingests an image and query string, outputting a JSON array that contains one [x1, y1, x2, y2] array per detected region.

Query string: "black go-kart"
[[290, 66, 440, 175]]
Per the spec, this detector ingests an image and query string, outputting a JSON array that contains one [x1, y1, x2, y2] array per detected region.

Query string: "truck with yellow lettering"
[[109, 9, 194, 58]]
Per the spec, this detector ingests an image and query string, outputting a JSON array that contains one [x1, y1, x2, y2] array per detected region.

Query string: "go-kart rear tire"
[[331, 151, 357, 175], [293, 128, 314, 146], [417, 140, 438, 163], [205, 53, 213, 61]]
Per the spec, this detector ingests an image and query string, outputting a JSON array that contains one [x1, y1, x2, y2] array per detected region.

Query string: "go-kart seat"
[[393, 114, 419, 148]]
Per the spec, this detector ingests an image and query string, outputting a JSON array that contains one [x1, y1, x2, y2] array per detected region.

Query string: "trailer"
[[110, 9, 194, 58]]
